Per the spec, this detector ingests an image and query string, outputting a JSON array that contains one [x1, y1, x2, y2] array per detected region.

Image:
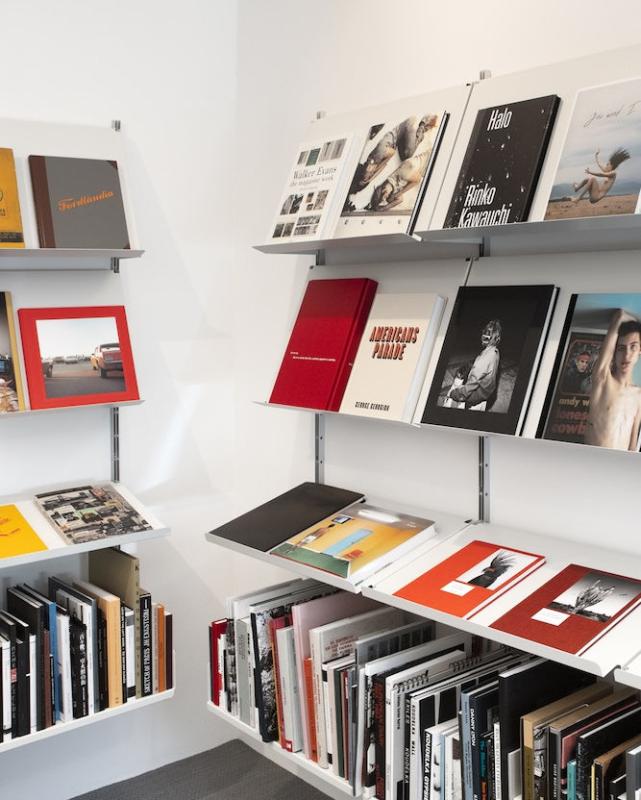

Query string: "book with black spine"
[[6, 587, 46, 730], [139, 588, 152, 697], [19, 583, 58, 723], [0, 610, 30, 737], [69, 616, 88, 718]]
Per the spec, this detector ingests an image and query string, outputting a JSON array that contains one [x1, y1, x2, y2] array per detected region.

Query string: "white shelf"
[[0, 399, 143, 420], [206, 702, 354, 799], [614, 651, 641, 691], [0, 689, 174, 754], [0, 248, 144, 270]]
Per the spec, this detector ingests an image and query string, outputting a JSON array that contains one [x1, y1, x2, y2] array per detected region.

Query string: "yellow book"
[[0, 504, 47, 558], [0, 148, 24, 248]]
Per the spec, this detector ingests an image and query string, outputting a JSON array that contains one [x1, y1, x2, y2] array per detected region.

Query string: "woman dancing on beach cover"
[[571, 147, 630, 203]]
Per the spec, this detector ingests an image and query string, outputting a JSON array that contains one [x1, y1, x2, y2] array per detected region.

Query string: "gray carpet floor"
[[71, 739, 331, 800]]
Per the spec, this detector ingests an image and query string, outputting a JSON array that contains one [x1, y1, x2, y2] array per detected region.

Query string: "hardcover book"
[[29, 155, 130, 248], [491, 564, 641, 655], [269, 278, 377, 411], [270, 501, 436, 585], [0, 148, 24, 247], [334, 111, 448, 238], [0, 505, 48, 559], [339, 292, 446, 422], [545, 78, 641, 220], [269, 134, 356, 241], [421, 285, 558, 435], [0, 292, 25, 413], [445, 95, 560, 228], [393, 540, 545, 619], [539, 293, 641, 451]]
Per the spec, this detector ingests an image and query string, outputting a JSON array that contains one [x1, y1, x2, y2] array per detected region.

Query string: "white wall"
[[4, 1, 641, 798]]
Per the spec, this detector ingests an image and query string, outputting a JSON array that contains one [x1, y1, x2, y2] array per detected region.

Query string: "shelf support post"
[[315, 413, 325, 484], [111, 407, 120, 483], [111, 119, 122, 274], [478, 435, 490, 522]]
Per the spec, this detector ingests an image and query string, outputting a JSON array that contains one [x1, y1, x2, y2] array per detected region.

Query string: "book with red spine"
[[269, 278, 378, 411], [491, 564, 641, 655], [210, 619, 227, 706], [394, 540, 545, 619]]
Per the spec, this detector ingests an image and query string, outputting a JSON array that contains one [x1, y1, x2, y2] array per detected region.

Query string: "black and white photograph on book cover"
[[422, 285, 557, 435], [335, 111, 446, 236]]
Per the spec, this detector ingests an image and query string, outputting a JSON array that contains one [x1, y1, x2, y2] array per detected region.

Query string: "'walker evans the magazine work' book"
[[0, 291, 25, 413], [207, 482, 364, 555], [0, 148, 24, 247], [0, 505, 48, 559], [35, 484, 153, 545], [445, 95, 560, 228], [540, 293, 641, 451], [269, 134, 357, 242], [491, 564, 641, 655], [545, 78, 641, 220], [269, 278, 377, 411], [421, 285, 558, 435], [29, 155, 130, 248], [339, 292, 446, 423], [270, 502, 436, 585], [393, 540, 545, 618], [334, 111, 448, 238]]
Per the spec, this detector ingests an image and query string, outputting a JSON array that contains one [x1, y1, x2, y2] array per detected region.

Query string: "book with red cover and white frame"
[[394, 540, 545, 619], [269, 278, 377, 411], [491, 564, 641, 656]]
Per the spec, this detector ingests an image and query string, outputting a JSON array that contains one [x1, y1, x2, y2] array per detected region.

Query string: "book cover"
[[626, 743, 641, 800], [335, 111, 448, 238], [445, 95, 560, 228], [0, 148, 24, 247], [269, 134, 356, 241], [540, 293, 641, 451], [0, 505, 48, 559], [0, 292, 25, 412], [491, 564, 641, 655], [209, 481, 363, 554], [421, 285, 558, 435], [545, 78, 641, 221], [35, 484, 152, 546], [29, 155, 130, 248], [593, 732, 641, 800], [339, 292, 446, 422], [270, 501, 436, 584], [394, 540, 545, 619], [270, 277, 377, 411]]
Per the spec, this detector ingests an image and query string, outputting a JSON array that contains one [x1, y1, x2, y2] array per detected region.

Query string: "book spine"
[[48, 604, 59, 722], [373, 676, 386, 799], [120, 604, 127, 704], [403, 694, 413, 799], [310, 632, 329, 767], [151, 602, 159, 695], [42, 628, 52, 729], [424, 727, 433, 800], [322, 666, 333, 767], [487, 731, 495, 800], [494, 720, 502, 800], [523, 741, 534, 800], [568, 761, 576, 800], [304, 657, 318, 762], [549, 729, 561, 800], [225, 618, 237, 714], [28, 635, 36, 734], [97, 610, 107, 711], [125, 608, 136, 699], [480, 735, 488, 800], [534, 727, 549, 800], [165, 613, 173, 691], [594, 763, 602, 800], [464, 692, 474, 800], [16, 637, 30, 736], [247, 625, 257, 728], [575, 740, 587, 800], [157, 605, 166, 694], [7, 636, 16, 737], [409, 699, 419, 800], [140, 594, 152, 697]]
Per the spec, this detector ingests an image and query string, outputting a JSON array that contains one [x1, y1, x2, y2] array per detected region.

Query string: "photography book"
[[421, 284, 558, 435], [539, 292, 641, 451], [545, 78, 641, 221], [0, 148, 24, 247], [269, 277, 377, 411], [270, 501, 437, 586], [491, 564, 641, 655], [29, 155, 130, 248], [0, 291, 26, 413], [339, 292, 446, 423], [393, 540, 545, 619], [445, 95, 560, 228], [0, 505, 48, 559], [268, 133, 358, 242], [35, 484, 153, 546]]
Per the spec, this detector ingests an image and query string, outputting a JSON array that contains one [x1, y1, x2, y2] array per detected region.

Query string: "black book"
[[69, 616, 88, 718], [140, 590, 152, 697], [0, 610, 31, 737], [482, 728, 496, 800], [444, 95, 560, 228], [96, 607, 108, 711], [120, 604, 127, 704], [165, 612, 173, 691], [7, 587, 46, 731], [207, 482, 363, 554], [20, 583, 58, 724], [466, 682, 500, 800], [608, 773, 626, 800]]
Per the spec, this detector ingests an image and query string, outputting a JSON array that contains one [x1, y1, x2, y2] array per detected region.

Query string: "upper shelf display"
[[256, 43, 641, 258]]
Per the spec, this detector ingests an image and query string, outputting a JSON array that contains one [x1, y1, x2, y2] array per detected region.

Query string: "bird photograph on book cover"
[[335, 111, 447, 237], [393, 540, 545, 619], [445, 95, 560, 228], [540, 293, 641, 451], [421, 285, 557, 435], [269, 502, 435, 582], [0, 291, 25, 413], [491, 564, 641, 655], [18, 305, 139, 409], [545, 77, 641, 220]]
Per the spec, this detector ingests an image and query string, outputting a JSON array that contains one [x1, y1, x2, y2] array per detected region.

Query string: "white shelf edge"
[[0, 688, 174, 754], [206, 701, 355, 798], [0, 398, 144, 420]]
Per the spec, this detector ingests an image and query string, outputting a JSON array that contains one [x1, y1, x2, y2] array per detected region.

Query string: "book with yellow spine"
[[0, 148, 24, 247]]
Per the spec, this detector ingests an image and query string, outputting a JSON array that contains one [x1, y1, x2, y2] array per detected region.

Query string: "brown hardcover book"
[[304, 656, 319, 763], [593, 732, 641, 800], [29, 154, 130, 248], [0, 148, 24, 248], [157, 603, 166, 693]]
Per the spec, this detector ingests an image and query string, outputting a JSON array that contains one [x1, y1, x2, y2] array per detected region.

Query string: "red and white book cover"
[[269, 277, 377, 411], [210, 619, 227, 706], [394, 540, 545, 619], [491, 564, 641, 655]]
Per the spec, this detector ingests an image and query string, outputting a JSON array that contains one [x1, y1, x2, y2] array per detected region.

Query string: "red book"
[[394, 540, 545, 619], [210, 619, 227, 706], [269, 278, 378, 411], [491, 564, 641, 655]]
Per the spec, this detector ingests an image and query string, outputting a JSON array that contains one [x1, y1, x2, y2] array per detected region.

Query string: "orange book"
[[304, 657, 319, 762], [0, 504, 47, 559], [157, 603, 166, 692], [0, 148, 24, 248]]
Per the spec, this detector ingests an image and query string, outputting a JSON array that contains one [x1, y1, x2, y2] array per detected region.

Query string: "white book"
[[340, 292, 446, 422], [55, 589, 95, 715], [235, 617, 253, 726], [217, 629, 227, 711], [151, 602, 159, 695], [277, 625, 303, 753], [0, 635, 11, 739], [494, 720, 502, 800], [442, 725, 463, 800], [124, 606, 135, 700], [29, 633, 36, 733], [55, 611, 72, 723]]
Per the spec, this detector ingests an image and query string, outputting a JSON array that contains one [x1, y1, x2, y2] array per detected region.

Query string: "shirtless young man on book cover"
[[585, 308, 641, 450]]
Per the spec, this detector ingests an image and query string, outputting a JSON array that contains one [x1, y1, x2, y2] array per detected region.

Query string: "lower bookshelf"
[[0, 687, 174, 755], [206, 701, 355, 800]]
